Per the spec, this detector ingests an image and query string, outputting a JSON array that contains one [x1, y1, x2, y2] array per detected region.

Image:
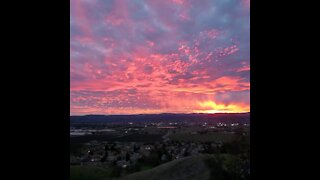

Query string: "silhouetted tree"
[[126, 153, 130, 161]]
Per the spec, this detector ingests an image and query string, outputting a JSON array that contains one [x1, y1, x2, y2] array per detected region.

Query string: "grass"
[[70, 165, 111, 180], [140, 165, 154, 171], [119, 155, 212, 180], [70, 154, 248, 180], [119, 154, 248, 180]]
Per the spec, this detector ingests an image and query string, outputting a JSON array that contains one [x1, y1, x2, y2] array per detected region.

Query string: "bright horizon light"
[[70, 0, 250, 115]]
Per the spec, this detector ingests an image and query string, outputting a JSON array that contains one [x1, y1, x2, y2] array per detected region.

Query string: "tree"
[[101, 155, 106, 162], [126, 152, 130, 161]]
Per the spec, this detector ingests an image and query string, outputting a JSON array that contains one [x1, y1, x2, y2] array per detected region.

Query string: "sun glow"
[[195, 101, 249, 114], [70, 0, 250, 115]]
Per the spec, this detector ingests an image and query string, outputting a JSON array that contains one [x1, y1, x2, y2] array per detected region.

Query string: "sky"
[[70, 0, 250, 115]]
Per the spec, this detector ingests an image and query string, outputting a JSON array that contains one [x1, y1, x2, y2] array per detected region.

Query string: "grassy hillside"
[[71, 154, 249, 180], [70, 166, 111, 180], [119, 155, 211, 180], [119, 154, 248, 180]]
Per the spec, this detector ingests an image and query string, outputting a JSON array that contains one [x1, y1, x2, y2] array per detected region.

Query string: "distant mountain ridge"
[[70, 113, 250, 124]]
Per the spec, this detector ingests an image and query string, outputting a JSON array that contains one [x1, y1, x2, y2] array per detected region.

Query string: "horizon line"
[[70, 112, 250, 116]]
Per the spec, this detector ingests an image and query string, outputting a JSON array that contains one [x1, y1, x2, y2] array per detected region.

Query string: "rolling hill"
[[119, 154, 246, 180], [70, 154, 248, 180], [70, 113, 250, 125]]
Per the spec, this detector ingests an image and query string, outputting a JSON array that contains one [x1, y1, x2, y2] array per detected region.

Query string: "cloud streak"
[[70, 0, 250, 115]]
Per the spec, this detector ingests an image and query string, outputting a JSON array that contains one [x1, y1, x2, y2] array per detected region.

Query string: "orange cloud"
[[70, 0, 250, 115], [195, 101, 250, 113]]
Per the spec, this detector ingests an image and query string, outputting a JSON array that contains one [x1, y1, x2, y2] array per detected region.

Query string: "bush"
[[110, 166, 122, 177], [144, 152, 160, 167]]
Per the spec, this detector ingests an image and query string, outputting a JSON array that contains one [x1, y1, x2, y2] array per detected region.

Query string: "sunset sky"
[[70, 0, 250, 115]]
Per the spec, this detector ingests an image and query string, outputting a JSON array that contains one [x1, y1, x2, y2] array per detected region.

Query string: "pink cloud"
[[70, 0, 250, 115]]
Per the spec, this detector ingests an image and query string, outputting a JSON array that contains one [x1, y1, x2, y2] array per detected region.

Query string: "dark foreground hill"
[[70, 113, 250, 125], [119, 154, 248, 180], [119, 155, 212, 180], [70, 154, 249, 180]]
